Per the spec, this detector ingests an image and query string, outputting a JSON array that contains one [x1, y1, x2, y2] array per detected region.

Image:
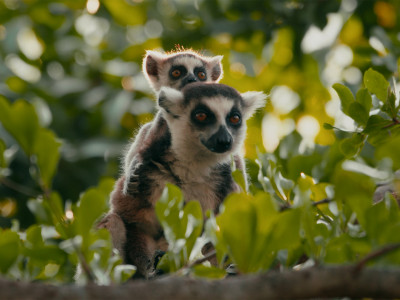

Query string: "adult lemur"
[[98, 50, 265, 278], [99, 82, 265, 278]]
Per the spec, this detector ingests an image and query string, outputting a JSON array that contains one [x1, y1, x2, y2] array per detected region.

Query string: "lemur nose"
[[216, 136, 232, 152], [187, 75, 197, 83], [205, 126, 233, 153]]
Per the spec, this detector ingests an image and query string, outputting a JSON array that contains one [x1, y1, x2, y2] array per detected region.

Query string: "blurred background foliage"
[[0, 0, 399, 231]]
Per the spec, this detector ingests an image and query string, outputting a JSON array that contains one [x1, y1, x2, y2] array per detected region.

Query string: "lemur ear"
[[158, 87, 184, 117], [207, 55, 223, 82], [143, 50, 165, 89], [241, 91, 267, 119]]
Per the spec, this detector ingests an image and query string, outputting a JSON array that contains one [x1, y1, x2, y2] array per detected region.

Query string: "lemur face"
[[158, 83, 266, 161], [143, 50, 223, 92]]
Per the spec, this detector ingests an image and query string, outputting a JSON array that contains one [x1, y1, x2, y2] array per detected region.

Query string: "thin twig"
[[187, 250, 217, 268], [280, 198, 333, 212], [354, 243, 400, 273], [0, 176, 39, 198], [312, 198, 333, 206]]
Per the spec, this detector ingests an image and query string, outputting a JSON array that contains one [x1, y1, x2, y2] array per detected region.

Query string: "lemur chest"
[[148, 163, 225, 213]]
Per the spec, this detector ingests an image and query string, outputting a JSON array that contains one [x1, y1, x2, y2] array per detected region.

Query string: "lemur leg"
[[124, 222, 154, 279], [97, 212, 127, 259]]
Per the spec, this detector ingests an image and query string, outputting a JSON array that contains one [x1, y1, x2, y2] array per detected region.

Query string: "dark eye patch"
[[194, 67, 207, 81], [191, 104, 216, 127], [227, 108, 242, 128], [169, 65, 187, 80]]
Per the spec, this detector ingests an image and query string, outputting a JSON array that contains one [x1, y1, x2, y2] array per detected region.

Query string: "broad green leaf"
[[75, 188, 107, 241], [333, 83, 354, 115], [339, 133, 365, 158], [26, 225, 44, 248], [267, 208, 301, 251], [363, 115, 393, 134], [356, 88, 372, 113], [232, 169, 246, 191], [382, 91, 399, 118], [0, 98, 40, 155], [333, 168, 374, 228], [0, 229, 20, 273], [34, 128, 62, 188], [287, 152, 323, 181], [156, 184, 184, 244], [216, 193, 257, 273], [375, 136, 400, 170], [192, 265, 226, 279], [365, 197, 400, 246], [363, 68, 389, 102], [348, 102, 369, 126], [182, 201, 203, 256], [23, 246, 66, 263]]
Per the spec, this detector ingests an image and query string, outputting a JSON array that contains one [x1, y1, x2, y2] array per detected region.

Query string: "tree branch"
[[354, 243, 400, 272], [2, 266, 400, 300]]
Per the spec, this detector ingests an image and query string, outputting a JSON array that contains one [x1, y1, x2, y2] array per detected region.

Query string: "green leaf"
[[216, 193, 257, 273], [192, 265, 226, 279], [333, 168, 374, 228], [363, 115, 393, 134], [323, 123, 334, 130], [339, 133, 365, 158], [232, 169, 246, 191], [382, 91, 399, 118], [363, 68, 389, 102], [0, 139, 6, 168], [112, 265, 136, 283], [356, 88, 372, 113], [348, 102, 369, 126], [0, 229, 20, 273], [0, 98, 40, 155], [26, 225, 44, 248], [75, 188, 107, 241], [267, 208, 301, 250], [375, 136, 400, 170], [333, 83, 354, 115], [34, 128, 62, 188], [182, 201, 203, 255]]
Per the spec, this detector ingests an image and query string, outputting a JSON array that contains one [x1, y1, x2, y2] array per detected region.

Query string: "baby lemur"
[[99, 82, 266, 278]]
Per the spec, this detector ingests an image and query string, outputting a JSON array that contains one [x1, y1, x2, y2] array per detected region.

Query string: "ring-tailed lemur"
[[98, 82, 266, 278]]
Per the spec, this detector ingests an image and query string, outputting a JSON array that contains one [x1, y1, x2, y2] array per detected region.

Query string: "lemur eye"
[[171, 69, 181, 78], [197, 71, 206, 80], [229, 114, 241, 125], [195, 112, 208, 122]]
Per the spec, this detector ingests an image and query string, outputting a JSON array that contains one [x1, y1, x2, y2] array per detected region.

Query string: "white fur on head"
[[241, 91, 267, 119], [157, 87, 184, 117]]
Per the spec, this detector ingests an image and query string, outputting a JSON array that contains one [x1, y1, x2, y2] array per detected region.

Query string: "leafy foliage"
[[0, 0, 400, 285]]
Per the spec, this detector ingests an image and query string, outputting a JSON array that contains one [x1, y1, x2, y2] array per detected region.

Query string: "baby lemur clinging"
[[99, 82, 266, 278]]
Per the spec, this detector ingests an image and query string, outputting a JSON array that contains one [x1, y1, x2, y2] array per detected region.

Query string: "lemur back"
[[99, 83, 266, 278]]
